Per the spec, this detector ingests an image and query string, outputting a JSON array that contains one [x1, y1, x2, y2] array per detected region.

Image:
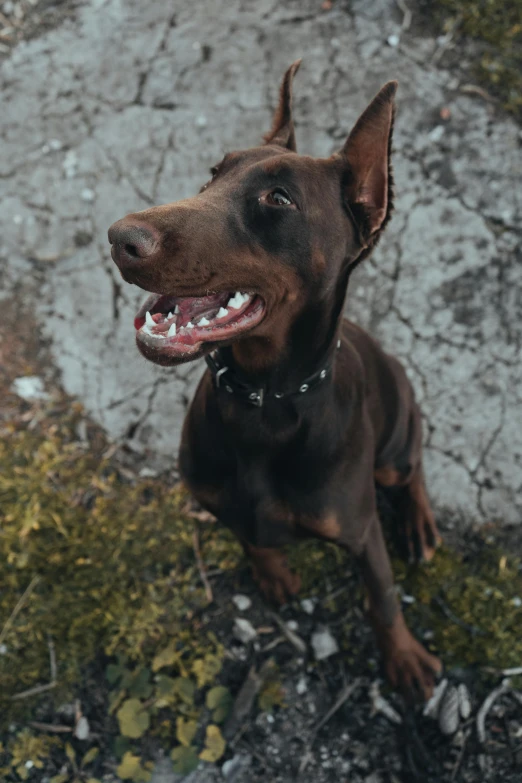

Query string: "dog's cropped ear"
[[338, 81, 397, 245], [263, 59, 302, 151]]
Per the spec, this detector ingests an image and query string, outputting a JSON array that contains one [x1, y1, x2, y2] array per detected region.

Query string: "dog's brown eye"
[[265, 189, 293, 206], [210, 166, 219, 178]]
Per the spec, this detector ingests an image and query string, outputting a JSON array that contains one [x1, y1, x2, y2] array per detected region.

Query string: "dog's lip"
[[134, 290, 266, 361]]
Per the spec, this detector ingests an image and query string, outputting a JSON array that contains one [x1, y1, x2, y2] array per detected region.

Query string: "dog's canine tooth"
[[174, 305, 180, 314], [217, 307, 228, 318], [198, 317, 210, 326], [145, 311, 155, 327], [168, 322, 177, 337]]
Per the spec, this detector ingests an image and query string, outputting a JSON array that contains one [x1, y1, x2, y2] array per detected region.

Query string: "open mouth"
[[134, 290, 265, 362]]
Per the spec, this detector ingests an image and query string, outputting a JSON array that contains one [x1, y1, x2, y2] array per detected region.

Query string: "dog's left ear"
[[338, 81, 398, 244], [263, 59, 302, 151]]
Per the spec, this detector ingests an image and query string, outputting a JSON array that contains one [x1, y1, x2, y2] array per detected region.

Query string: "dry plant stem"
[[299, 678, 363, 773], [396, 0, 412, 30], [268, 611, 307, 655], [192, 529, 213, 603], [477, 680, 512, 744], [30, 722, 72, 733], [450, 728, 470, 782], [0, 574, 40, 648], [224, 659, 276, 740], [11, 635, 57, 701]]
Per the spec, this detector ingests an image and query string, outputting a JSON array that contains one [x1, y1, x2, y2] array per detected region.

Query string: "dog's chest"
[[218, 452, 334, 548]]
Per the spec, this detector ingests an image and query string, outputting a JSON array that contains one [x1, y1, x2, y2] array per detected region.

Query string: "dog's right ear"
[[263, 60, 302, 152]]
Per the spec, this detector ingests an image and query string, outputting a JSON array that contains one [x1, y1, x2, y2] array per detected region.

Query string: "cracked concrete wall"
[[1, 0, 520, 527]]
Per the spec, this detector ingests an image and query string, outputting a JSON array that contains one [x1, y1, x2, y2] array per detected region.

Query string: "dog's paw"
[[377, 614, 442, 701], [254, 571, 301, 605]]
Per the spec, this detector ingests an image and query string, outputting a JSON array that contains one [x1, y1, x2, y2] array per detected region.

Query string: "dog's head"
[[109, 61, 397, 369]]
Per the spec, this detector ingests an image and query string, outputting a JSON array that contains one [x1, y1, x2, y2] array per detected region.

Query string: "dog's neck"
[[215, 291, 346, 399]]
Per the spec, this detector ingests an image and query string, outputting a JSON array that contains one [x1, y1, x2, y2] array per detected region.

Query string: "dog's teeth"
[[217, 307, 228, 318], [145, 311, 155, 327], [167, 311, 173, 319], [167, 322, 177, 337], [174, 305, 180, 314], [198, 317, 210, 326], [186, 321, 194, 329], [228, 292, 243, 310]]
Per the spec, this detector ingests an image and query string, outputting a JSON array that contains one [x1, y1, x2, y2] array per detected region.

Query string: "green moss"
[[395, 544, 522, 669], [0, 396, 241, 777], [436, 0, 522, 118]]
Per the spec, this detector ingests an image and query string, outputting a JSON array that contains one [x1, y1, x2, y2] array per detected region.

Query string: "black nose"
[[108, 220, 159, 267]]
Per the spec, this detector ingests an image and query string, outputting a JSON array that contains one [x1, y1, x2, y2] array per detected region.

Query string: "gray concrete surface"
[[1, 0, 521, 530]]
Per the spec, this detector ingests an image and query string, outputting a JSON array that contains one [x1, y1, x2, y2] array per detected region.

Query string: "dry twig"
[[477, 679, 511, 744], [0, 575, 41, 647], [192, 529, 213, 603], [299, 678, 363, 772], [268, 611, 307, 655]]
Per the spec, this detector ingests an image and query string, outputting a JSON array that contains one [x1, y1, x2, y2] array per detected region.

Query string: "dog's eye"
[[265, 189, 293, 207], [199, 166, 220, 193]]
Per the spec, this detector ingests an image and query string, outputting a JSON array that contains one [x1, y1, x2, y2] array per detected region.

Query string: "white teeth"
[[167, 311, 173, 319], [217, 307, 228, 318], [145, 311, 155, 327], [198, 317, 210, 326], [186, 321, 194, 329], [228, 291, 248, 310], [167, 322, 177, 337], [174, 305, 180, 314]]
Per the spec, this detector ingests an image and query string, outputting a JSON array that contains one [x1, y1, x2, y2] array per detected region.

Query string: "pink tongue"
[[176, 294, 228, 325]]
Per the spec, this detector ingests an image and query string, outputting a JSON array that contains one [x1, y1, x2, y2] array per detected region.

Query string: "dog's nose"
[[108, 220, 159, 268]]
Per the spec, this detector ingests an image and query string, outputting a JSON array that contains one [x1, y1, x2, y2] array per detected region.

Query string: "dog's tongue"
[[175, 293, 228, 327]]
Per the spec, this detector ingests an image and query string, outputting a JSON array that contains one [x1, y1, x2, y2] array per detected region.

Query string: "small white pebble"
[[401, 594, 416, 605], [296, 676, 308, 695], [3, 1, 14, 14], [300, 598, 316, 615], [0, 644, 7, 654], [286, 620, 299, 632], [429, 125, 445, 143], [266, 714, 274, 724], [49, 139, 63, 151], [81, 188, 95, 202], [511, 596, 522, 607], [233, 617, 257, 644], [195, 115, 207, 128], [232, 594, 252, 612], [387, 34, 400, 47], [25, 761, 34, 770], [311, 626, 339, 661]]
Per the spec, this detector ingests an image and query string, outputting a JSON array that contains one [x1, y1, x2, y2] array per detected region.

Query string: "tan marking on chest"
[[299, 511, 341, 541]]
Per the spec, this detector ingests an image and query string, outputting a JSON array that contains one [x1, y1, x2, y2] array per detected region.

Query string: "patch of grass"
[[436, 0, 522, 118], [0, 395, 242, 780]]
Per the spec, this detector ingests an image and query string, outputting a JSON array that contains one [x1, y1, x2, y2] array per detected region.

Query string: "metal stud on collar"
[[300, 383, 309, 393]]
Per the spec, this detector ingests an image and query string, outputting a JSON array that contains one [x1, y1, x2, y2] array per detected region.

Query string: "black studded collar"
[[205, 340, 340, 408]]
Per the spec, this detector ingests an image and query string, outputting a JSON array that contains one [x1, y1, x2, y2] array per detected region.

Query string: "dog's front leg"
[[358, 516, 442, 700], [243, 543, 301, 606]]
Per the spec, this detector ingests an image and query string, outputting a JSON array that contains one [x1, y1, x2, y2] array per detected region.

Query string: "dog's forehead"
[[217, 146, 329, 181]]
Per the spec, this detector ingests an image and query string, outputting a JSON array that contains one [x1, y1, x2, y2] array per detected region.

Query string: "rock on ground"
[[1, 0, 521, 530]]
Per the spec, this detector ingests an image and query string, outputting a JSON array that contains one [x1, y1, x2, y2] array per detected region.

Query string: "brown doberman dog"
[[109, 61, 442, 698]]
